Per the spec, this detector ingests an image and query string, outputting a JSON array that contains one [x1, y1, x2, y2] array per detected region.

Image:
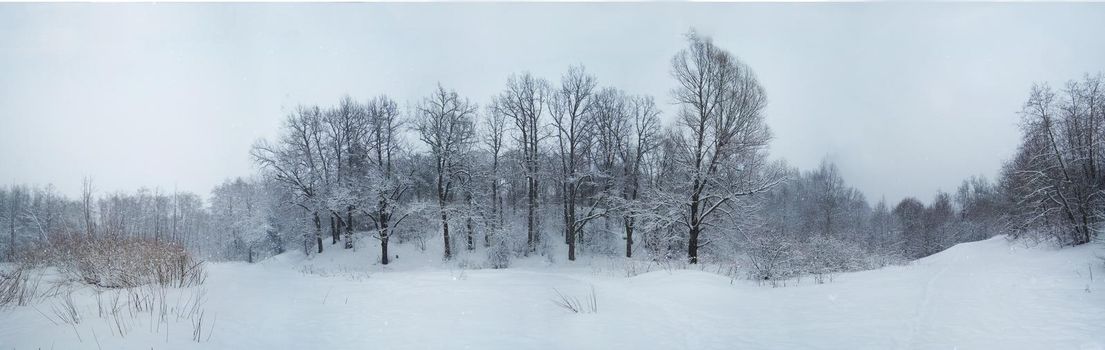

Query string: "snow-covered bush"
[[864, 248, 908, 269], [800, 235, 867, 284], [742, 233, 801, 282], [32, 235, 206, 288], [740, 231, 872, 285], [621, 259, 656, 277], [486, 231, 513, 269]]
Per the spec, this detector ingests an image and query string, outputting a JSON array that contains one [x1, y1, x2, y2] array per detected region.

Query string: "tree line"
[[2, 31, 1100, 276], [239, 31, 779, 265]]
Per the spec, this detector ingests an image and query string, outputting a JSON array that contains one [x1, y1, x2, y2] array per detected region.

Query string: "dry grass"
[[551, 286, 598, 314], [24, 234, 206, 289], [9, 235, 214, 344], [0, 264, 43, 308]]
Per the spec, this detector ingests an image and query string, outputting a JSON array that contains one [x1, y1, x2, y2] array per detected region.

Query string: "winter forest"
[[3, 7, 1105, 349]]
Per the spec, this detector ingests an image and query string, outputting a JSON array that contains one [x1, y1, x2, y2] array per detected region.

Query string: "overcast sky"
[[2, 3, 1104, 204]]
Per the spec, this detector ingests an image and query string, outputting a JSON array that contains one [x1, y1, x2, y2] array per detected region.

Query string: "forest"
[[1, 31, 1102, 284]]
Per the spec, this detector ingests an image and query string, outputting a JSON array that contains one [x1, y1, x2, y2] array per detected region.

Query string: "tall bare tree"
[[324, 96, 369, 249], [492, 73, 549, 254], [360, 95, 413, 265], [669, 31, 778, 263], [482, 106, 508, 247], [251, 106, 330, 255], [415, 84, 478, 260], [616, 95, 661, 258], [549, 65, 600, 261]]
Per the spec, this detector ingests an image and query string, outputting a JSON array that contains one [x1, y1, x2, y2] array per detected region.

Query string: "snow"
[[2, 236, 1104, 350]]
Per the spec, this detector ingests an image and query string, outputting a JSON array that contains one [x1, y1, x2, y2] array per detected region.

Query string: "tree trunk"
[[567, 197, 577, 261], [466, 216, 474, 251], [688, 225, 699, 264], [330, 214, 338, 244], [568, 233, 576, 261], [688, 192, 701, 264], [380, 201, 390, 265], [487, 169, 498, 248], [624, 216, 634, 258], [563, 194, 571, 244], [570, 195, 579, 260], [381, 231, 390, 265], [344, 206, 354, 249], [303, 227, 310, 256], [313, 211, 323, 254], [527, 175, 539, 254], [441, 206, 451, 259], [465, 192, 474, 251]]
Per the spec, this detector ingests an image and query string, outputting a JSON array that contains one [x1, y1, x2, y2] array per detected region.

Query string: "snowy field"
[[2, 236, 1104, 350]]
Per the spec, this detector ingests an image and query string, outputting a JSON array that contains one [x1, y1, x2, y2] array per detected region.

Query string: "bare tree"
[[360, 95, 413, 265], [669, 30, 778, 263], [894, 197, 926, 259], [1007, 75, 1104, 245], [324, 96, 369, 249], [251, 105, 329, 255], [211, 178, 260, 261], [810, 160, 848, 238], [549, 65, 600, 261], [492, 73, 549, 254], [414, 84, 478, 260], [616, 95, 661, 258], [924, 192, 955, 255], [482, 106, 508, 247], [868, 197, 897, 253]]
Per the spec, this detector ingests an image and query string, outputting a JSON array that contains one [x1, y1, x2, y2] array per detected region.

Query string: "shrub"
[[487, 237, 512, 269], [741, 232, 872, 285], [621, 259, 656, 277], [742, 233, 801, 282], [28, 234, 206, 289], [800, 235, 867, 283], [864, 249, 908, 269]]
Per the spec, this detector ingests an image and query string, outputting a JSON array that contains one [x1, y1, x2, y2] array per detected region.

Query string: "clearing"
[[1, 236, 1103, 349]]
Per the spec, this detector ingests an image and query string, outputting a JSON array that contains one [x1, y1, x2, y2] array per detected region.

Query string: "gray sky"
[[2, 3, 1104, 204]]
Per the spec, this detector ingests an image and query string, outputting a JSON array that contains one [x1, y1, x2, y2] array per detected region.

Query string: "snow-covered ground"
[[2, 236, 1103, 350]]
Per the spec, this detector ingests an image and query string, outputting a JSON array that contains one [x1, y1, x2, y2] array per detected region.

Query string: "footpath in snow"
[[1, 236, 1103, 350]]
